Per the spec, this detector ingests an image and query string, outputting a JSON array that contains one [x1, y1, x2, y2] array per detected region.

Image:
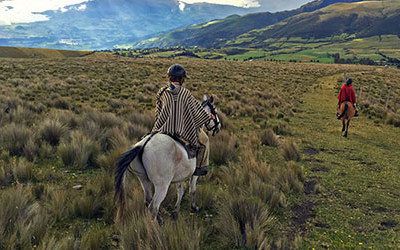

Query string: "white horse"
[[115, 95, 221, 222]]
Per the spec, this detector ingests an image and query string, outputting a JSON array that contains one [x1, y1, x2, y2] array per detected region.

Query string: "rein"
[[202, 100, 220, 136]]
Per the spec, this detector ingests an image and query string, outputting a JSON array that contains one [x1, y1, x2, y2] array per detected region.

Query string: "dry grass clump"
[[120, 212, 202, 250], [280, 140, 301, 162], [23, 138, 40, 161], [0, 163, 12, 186], [260, 129, 279, 147], [58, 131, 100, 169], [45, 188, 71, 222], [0, 187, 50, 249], [72, 173, 114, 221], [386, 112, 400, 127], [216, 195, 274, 249], [99, 127, 129, 152], [125, 110, 154, 129], [38, 235, 75, 250], [80, 226, 111, 250], [210, 131, 238, 165], [39, 119, 68, 147], [11, 157, 34, 183], [0, 123, 32, 156], [85, 111, 122, 129]]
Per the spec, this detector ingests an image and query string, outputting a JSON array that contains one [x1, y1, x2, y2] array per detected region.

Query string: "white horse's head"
[[202, 94, 221, 136]]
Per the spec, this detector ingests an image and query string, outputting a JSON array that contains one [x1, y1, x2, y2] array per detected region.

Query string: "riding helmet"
[[167, 64, 187, 78], [346, 78, 353, 85]]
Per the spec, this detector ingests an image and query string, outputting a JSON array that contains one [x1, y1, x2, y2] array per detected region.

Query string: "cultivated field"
[[0, 55, 399, 248]]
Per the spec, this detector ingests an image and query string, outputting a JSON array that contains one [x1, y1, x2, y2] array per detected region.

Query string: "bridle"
[[202, 100, 221, 136]]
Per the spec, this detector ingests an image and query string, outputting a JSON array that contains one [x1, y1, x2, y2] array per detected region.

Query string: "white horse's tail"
[[114, 145, 143, 221]]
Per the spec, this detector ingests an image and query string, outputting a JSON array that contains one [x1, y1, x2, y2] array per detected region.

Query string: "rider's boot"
[[194, 144, 208, 176]]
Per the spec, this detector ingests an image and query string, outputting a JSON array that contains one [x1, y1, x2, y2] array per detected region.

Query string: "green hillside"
[[237, 0, 400, 47], [134, 0, 362, 49]]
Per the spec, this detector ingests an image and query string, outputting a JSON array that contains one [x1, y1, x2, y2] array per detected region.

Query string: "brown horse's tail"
[[115, 145, 143, 222], [338, 101, 355, 120]]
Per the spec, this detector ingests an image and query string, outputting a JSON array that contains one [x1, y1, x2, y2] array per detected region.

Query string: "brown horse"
[[337, 101, 356, 137]]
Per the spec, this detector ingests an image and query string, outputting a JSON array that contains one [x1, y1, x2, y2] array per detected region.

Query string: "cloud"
[[181, 0, 260, 8], [0, 0, 90, 25], [181, 0, 310, 11]]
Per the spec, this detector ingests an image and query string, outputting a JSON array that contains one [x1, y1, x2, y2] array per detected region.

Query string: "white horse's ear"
[[203, 95, 208, 102]]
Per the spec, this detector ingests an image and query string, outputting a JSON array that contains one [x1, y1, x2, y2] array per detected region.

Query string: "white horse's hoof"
[[191, 205, 200, 213]]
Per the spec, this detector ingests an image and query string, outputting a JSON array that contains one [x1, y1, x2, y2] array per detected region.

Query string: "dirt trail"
[[291, 74, 400, 248]]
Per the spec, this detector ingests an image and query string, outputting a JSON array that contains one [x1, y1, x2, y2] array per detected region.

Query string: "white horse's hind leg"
[[137, 174, 153, 207], [172, 183, 186, 220], [189, 176, 199, 212], [149, 184, 170, 222]]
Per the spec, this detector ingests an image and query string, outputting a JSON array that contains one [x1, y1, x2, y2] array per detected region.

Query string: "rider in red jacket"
[[337, 78, 359, 118]]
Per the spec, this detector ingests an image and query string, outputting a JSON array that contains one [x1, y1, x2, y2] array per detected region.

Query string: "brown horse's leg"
[[342, 119, 346, 132]]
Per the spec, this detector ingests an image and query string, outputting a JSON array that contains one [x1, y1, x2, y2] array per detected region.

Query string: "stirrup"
[[193, 166, 208, 176]]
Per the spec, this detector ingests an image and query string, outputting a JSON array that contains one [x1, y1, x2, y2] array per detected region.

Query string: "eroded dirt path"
[[291, 74, 400, 248]]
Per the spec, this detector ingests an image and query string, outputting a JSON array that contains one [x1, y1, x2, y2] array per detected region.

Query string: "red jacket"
[[338, 84, 356, 105]]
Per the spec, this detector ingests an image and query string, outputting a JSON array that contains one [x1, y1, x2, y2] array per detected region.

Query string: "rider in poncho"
[[152, 64, 212, 176]]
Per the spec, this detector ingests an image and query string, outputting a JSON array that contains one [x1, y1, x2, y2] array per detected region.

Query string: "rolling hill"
[[236, 0, 400, 47], [0, 46, 92, 58], [135, 0, 400, 49]]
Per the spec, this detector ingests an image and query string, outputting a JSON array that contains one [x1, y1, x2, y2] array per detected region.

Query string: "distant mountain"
[[0, 0, 255, 50], [236, 0, 400, 47], [135, 0, 400, 49]]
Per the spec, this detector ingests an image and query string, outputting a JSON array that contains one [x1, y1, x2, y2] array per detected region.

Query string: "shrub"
[[0, 123, 32, 156], [260, 129, 279, 147], [210, 131, 238, 165], [280, 140, 301, 162], [58, 131, 100, 169], [11, 158, 34, 183], [39, 120, 68, 147]]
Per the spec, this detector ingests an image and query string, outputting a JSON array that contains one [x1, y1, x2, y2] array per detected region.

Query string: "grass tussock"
[[80, 226, 111, 250], [260, 128, 279, 147], [216, 195, 274, 249], [11, 157, 34, 183], [58, 131, 100, 169], [0, 123, 32, 156], [120, 212, 202, 250], [210, 131, 238, 165], [0, 187, 50, 249], [280, 140, 301, 162], [39, 119, 68, 147]]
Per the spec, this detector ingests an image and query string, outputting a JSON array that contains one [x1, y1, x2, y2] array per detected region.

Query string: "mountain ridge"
[[134, 0, 400, 49]]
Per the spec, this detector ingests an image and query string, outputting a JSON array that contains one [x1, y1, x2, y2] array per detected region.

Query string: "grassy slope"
[[291, 73, 400, 248], [0, 56, 399, 248], [0, 46, 92, 58]]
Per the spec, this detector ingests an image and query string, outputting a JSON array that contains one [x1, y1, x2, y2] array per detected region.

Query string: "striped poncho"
[[152, 84, 210, 147]]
